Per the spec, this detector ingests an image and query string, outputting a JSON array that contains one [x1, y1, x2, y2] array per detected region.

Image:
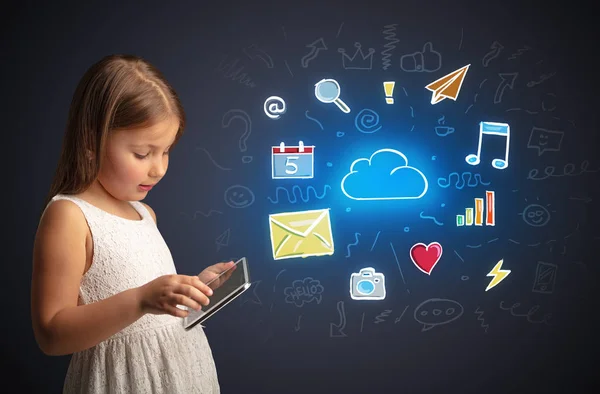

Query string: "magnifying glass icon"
[[314, 78, 351, 113]]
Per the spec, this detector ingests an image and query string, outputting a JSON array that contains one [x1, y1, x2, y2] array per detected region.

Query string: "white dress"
[[47, 194, 220, 394]]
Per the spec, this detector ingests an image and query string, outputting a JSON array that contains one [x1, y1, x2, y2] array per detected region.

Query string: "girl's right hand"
[[136, 274, 213, 317]]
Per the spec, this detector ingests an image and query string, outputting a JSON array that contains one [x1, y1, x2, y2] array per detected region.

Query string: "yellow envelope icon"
[[269, 208, 334, 260]]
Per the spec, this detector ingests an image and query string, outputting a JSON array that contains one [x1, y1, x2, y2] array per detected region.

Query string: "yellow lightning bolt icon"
[[485, 259, 511, 291]]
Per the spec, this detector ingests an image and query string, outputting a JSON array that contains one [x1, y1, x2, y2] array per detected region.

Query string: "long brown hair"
[[42, 54, 186, 211]]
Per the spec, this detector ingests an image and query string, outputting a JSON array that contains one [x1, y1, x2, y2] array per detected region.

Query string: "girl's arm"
[[31, 200, 145, 356]]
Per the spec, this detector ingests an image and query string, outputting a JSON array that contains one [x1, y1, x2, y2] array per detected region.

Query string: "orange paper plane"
[[425, 64, 470, 104]]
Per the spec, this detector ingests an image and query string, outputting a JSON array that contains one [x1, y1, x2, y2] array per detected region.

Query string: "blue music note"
[[465, 121, 510, 170]]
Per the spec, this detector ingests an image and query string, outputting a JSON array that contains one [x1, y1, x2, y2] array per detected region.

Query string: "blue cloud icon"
[[341, 148, 428, 200]]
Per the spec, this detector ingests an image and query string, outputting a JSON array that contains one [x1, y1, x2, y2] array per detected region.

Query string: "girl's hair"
[[42, 54, 186, 210]]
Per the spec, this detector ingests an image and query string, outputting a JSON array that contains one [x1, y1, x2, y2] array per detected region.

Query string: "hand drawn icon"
[[532, 261, 557, 294], [414, 298, 464, 331], [456, 191, 495, 226], [301, 38, 327, 68], [494, 73, 518, 104], [527, 127, 564, 156], [519, 203, 551, 227], [425, 64, 470, 104], [315, 78, 351, 113], [400, 42, 442, 72], [350, 267, 386, 300], [485, 259, 511, 291], [465, 121, 510, 170], [354, 108, 382, 133], [338, 42, 375, 70], [437, 172, 491, 189], [482, 41, 504, 67], [215, 228, 230, 251], [284, 277, 324, 306], [222, 109, 253, 163], [215, 56, 257, 88], [330, 300, 348, 337], [341, 148, 428, 200], [271, 141, 314, 179], [410, 242, 443, 275], [435, 115, 454, 136], [242, 44, 274, 68], [263, 96, 287, 119], [224, 185, 255, 208], [383, 81, 395, 104], [381, 24, 399, 70], [268, 208, 334, 260]]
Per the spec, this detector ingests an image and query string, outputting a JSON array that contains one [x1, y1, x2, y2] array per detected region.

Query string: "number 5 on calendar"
[[271, 141, 315, 179]]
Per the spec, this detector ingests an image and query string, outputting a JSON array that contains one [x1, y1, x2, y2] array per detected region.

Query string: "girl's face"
[[96, 115, 179, 202]]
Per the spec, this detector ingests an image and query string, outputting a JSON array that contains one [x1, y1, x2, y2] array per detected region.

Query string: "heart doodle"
[[410, 242, 443, 275]]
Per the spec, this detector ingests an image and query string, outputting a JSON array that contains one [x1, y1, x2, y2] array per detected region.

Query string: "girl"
[[31, 54, 235, 393]]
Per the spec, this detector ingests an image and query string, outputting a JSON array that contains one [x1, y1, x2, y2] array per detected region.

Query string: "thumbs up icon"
[[400, 42, 442, 73]]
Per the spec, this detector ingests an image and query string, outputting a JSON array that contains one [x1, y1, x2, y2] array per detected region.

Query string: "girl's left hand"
[[197, 261, 236, 290]]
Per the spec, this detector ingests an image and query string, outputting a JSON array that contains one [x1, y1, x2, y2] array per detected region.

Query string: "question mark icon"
[[222, 109, 252, 163]]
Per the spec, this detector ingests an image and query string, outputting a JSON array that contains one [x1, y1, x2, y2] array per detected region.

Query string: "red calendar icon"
[[271, 141, 315, 179]]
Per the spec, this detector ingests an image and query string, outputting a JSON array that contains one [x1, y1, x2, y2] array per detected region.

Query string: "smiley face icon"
[[224, 185, 255, 209], [520, 203, 551, 227]]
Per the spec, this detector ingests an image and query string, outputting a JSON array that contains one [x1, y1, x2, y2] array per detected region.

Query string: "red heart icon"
[[410, 242, 443, 275]]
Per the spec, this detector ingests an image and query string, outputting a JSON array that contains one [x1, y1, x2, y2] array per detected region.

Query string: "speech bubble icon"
[[413, 298, 464, 331], [527, 127, 564, 156]]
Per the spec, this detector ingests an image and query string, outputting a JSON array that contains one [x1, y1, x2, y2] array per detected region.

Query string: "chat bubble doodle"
[[223, 185, 255, 209], [283, 277, 324, 307], [519, 203, 551, 227], [527, 127, 564, 156], [222, 109, 253, 163], [263, 96, 287, 119], [413, 298, 464, 331]]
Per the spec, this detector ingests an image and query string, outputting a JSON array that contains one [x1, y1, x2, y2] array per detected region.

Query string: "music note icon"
[[465, 121, 510, 170]]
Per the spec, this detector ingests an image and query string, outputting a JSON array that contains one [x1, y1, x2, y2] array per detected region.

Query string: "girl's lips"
[[139, 184, 154, 191]]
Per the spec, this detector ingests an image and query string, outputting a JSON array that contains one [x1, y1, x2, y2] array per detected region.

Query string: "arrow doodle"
[[242, 44, 274, 68], [301, 38, 327, 68], [329, 301, 348, 337], [494, 72, 518, 104], [482, 41, 504, 67]]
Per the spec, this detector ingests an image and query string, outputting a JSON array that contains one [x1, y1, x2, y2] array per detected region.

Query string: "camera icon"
[[350, 267, 386, 300]]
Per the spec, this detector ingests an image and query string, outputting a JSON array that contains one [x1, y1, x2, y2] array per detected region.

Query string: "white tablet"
[[183, 257, 251, 330]]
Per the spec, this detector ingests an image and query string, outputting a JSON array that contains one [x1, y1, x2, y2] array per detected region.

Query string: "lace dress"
[[47, 194, 220, 394]]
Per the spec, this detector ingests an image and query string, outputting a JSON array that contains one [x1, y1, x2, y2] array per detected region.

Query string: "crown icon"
[[338, 42, 375, 70]]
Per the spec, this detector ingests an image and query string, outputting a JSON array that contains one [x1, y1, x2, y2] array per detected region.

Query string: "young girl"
[[31, 54, 236, 393]]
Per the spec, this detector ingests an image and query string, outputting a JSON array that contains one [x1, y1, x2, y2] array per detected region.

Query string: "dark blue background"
[[5, 0, 598, 392]]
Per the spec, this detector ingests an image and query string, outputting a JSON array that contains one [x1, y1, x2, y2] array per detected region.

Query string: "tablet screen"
[[183, 257, 250, 329]]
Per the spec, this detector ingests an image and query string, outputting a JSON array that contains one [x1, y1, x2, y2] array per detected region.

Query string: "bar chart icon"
[[456, 191, 495, 226]]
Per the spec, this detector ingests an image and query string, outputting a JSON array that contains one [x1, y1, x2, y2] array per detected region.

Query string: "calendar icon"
[[271, 141, 315, 179]]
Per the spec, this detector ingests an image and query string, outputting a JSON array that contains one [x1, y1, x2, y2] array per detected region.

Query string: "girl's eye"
[[135, 153, 149, 159], [163, 151, 170, 156]]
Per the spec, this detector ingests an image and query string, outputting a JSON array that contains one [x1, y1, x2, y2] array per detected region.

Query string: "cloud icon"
[[341, 148, 428, 200]]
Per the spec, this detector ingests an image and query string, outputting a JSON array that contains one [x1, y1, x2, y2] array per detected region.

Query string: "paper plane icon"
[[215, 228, 230, 251], [425, 64, 470, 105]]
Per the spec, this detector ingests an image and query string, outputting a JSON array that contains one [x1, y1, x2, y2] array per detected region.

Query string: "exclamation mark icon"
[[383, 81, 395, 104]]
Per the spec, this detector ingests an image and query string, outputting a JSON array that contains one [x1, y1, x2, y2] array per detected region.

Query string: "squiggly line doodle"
[[437, 172, 491, 189], [346, 232, 361, 258], [419, 211, 444, 226], [268, 185, 331, 204], [527, 161, 599, 181], [179, 210, 223, 220]]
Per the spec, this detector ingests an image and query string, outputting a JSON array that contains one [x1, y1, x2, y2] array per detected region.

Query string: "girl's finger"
[[165, 304, 189, 318]]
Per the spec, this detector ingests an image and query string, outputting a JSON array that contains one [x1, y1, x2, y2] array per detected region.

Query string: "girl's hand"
[[198, 261, 237, 290], [136, 274, 214, 318]]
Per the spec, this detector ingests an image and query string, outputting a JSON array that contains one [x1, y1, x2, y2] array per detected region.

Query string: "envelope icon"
[[269, 208, 334, 260]]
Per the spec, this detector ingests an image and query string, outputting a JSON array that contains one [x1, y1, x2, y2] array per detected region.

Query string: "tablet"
[[183, 257, 251, 330]]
